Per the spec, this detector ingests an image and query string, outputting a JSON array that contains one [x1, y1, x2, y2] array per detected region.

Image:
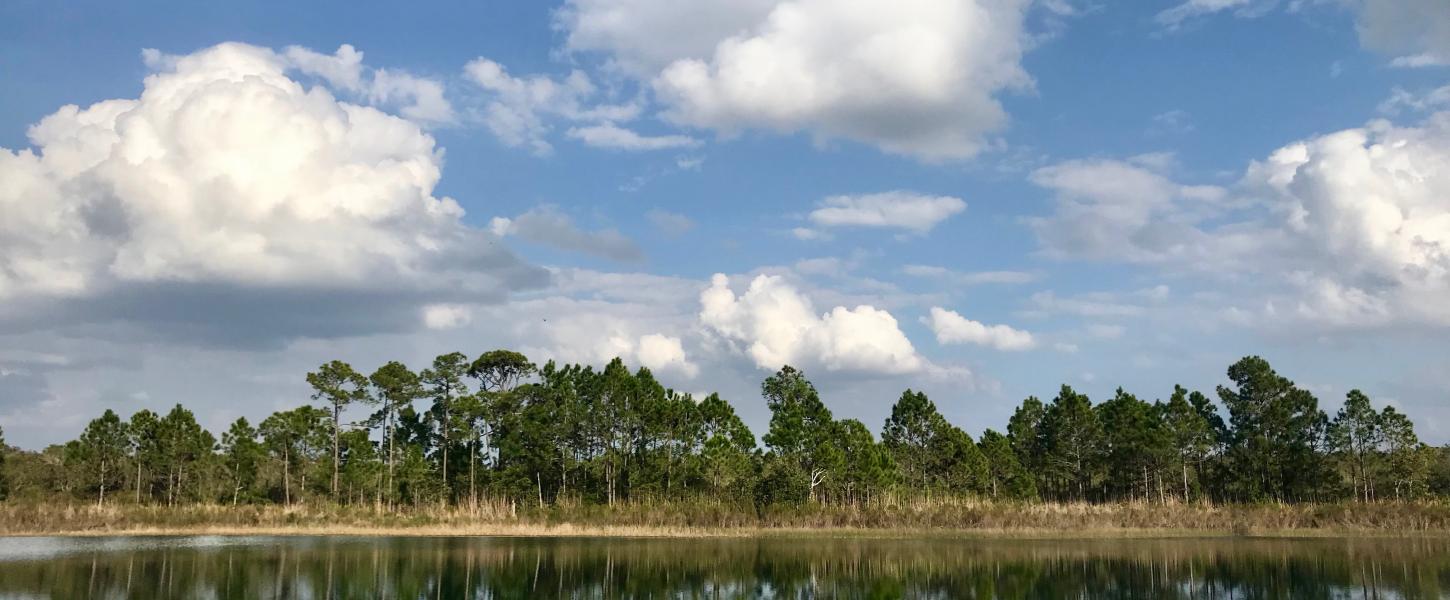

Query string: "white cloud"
[[699, 273, 930, 375], [923, 307, 1035, 351], [492, 205, 643, 262], [1154, 0, 1260, 29], [1030, 111, 1450, 332], [421, 304, 472, 330], [559, 0, 1045, 160], [1379, 85, 1450, 115], [635, 333, 700, 377], [369, 69, 455, 125], [1238, 113, 1450, 327], [0, 42, 529, 302], [808, 191, 966, 234], [1027, 158, 1239, 264], [556, 0, 781, 75], [281, 44, 454, 125], [566, 122, 701, 150], [462, 58, 641, 154], [283, 44, 365, 91]]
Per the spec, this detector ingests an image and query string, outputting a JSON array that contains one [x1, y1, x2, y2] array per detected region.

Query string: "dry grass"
[[4, 498, 1450, 538]]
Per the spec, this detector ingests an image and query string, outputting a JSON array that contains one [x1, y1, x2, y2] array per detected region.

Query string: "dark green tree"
[[1328, 389, 1382, 502], [1159, 385, 1216, 501], [306, 360, 369, 501], [881, 389, 942, 495], [1097, 388, 1168, 502], [978, 429, 1034, 499], [220, 417, 263, 505], [761, 366, 839, 502], [126, 409, 162, 504], [422, 352, 470, 498], [68, 409, 128, 506], [157, 405, 215, 506], [1217, 356, 1328, 502], [697, 393, 757, 498], [370, 361, 425, 506], [1039, 385, 1102, 501]]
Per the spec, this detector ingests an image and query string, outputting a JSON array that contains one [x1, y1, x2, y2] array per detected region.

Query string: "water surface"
[[0, 534, 1447, 598]]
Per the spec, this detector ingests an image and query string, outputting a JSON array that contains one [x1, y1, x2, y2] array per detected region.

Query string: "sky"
[[2, 0, 1449, 449]]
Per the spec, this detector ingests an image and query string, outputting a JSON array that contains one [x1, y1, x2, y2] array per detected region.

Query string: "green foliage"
[[1039, 385, 1103, 501], [4, 353, 1444, 513], [1218, 356, 1329, 502], [220, 417, 263, 505], [67, 409, 129, 505]]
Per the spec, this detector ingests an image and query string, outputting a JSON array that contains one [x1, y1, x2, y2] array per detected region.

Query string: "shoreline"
[[7, 500, 1450, 539], [14, 524, 1450, 540]]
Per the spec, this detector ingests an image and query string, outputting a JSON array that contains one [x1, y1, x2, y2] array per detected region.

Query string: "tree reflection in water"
[[0, 536, 1446, 599]]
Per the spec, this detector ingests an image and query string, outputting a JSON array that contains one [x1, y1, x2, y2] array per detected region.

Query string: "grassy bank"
[[6, 499, 1450, 538]]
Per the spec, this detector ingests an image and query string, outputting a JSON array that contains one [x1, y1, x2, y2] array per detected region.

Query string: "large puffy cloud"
[[556, 0, 781, 75], [807, 191, 966, 234], [923, 307, 1035, 351], [559, 0, 1034, 161], [699, 273, 930, 375], [1031, 111, 1450, 331], [1242, 113, 1450, 326], [0, 42, 545, 342]]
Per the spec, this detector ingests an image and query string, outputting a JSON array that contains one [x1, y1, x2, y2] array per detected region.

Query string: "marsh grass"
[[4, 497, 1450, 537]]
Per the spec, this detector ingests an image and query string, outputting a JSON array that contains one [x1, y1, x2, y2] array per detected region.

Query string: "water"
[[0, 535, 1446, 598]]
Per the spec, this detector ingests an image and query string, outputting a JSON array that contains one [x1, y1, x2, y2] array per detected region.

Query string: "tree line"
[[2, 352, 1448, 509]]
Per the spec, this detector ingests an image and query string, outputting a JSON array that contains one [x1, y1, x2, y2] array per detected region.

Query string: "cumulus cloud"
[[0, 42, 550, 356], [421, 304, 472, 330], [556, 0, 781, 75], [557, 0, 1038, 160], [0, 42, 537, 308], [1238, 113, 1450, 327], [1030, 111, 1450, 332], [699, 273, 931, 375], [923, 307, 1035, 351], [491, 205, 643, 262], [648, 0, 1033, 160], [808, 191, 966, 234]]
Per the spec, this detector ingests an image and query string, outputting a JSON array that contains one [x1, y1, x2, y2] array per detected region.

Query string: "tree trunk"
[[283, 446, 292, 506], [98, 458, 107, 507], [332, 403, 341, 500], [1182, 462, 1190, 503], [441, 400, 449, 500]]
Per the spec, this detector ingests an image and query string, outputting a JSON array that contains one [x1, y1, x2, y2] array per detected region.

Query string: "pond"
[[0, 535, 1446, 598]]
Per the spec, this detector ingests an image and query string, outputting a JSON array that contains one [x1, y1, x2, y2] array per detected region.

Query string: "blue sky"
[[2, 0, 1449, 449]]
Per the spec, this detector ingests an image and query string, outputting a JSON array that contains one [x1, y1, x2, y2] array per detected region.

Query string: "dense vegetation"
[[3, 352, 1448, 516]]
